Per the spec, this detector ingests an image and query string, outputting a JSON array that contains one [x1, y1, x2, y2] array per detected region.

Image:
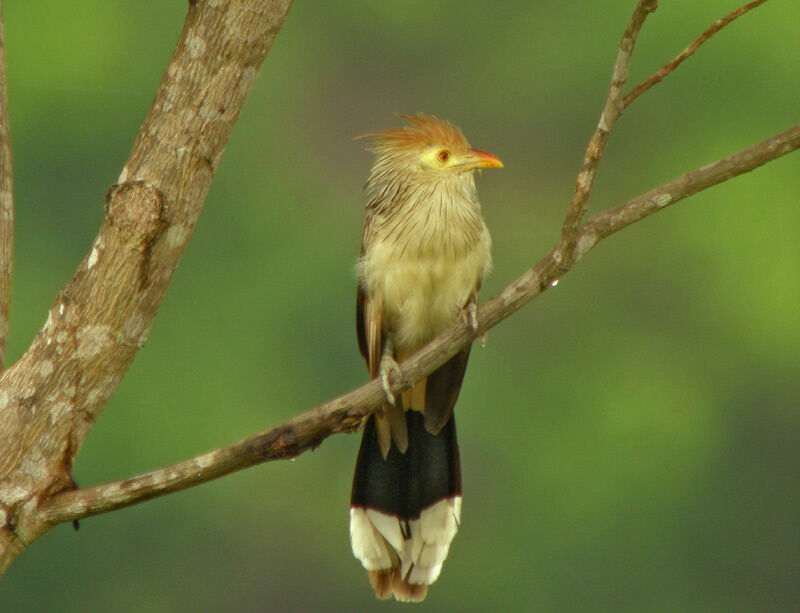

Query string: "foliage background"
[[2, 1, 798, 611]]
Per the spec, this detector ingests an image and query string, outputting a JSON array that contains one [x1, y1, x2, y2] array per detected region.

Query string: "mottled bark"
[[0, 0, 293, 575], [0, 1, 13, 369]]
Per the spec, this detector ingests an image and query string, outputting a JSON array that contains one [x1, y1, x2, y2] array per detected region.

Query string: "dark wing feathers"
[[356, 284, 369, 362], [423, 346, 472, 435], [358, 283, 476, 444], [357, 284, 383, 377]]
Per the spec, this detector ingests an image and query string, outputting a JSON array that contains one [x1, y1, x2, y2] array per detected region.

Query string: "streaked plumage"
[[350, 115, 501, 602]]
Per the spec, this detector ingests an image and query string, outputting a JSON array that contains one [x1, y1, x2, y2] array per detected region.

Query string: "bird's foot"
[[462, 300, 487, 346], [379, 355, 403, 406], [464, 301, 479, 331]]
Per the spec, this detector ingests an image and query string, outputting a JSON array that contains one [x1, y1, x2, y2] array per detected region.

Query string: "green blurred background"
[[1, 1, 798, 611]]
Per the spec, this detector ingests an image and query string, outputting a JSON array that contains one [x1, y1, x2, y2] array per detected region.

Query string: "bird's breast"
[[360, 199, 491, 353]]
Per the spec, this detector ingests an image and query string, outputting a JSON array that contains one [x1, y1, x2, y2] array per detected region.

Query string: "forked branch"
[[558, 0, 657, 260], [0, 0, 295, 575], [624, 0, 770, 107]]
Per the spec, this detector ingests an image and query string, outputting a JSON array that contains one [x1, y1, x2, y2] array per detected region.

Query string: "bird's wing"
[[357, 283, 407, 456], [423, 346, 472, 435], [356, 283, 383, 377], [422, 289, 480, 435]]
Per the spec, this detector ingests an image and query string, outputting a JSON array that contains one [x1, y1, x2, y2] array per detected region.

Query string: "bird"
[[349, 114, 502, 602]]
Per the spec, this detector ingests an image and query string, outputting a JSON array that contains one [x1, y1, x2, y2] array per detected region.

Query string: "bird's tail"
[[350, 410, 462, 602]]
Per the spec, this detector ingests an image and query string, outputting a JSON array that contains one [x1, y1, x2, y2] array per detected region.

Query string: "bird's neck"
[[366, 173, 486, 259]]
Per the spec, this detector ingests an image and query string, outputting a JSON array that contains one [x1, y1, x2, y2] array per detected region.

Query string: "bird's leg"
[[466, 301, 478, 331], [462, 292, 479, 330], [379, 339, 403, 406], [462, 293, 488, 347]]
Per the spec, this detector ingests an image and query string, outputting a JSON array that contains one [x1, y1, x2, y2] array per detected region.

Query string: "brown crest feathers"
[[359, 114, 470, 155]]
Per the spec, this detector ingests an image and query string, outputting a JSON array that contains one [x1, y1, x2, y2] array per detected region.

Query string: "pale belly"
[[362, 237, 491, 355]]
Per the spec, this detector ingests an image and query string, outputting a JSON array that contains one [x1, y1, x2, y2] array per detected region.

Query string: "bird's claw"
[[379, 355, 403, 406], [381, 371, 395, 406], [462, 300, 487, 346], [467, 302, 479, 331]]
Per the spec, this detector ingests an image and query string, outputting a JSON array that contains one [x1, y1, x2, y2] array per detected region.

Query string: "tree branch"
[[0, 2, 13, 370], [578, 123, 800, 253], [623, 0, 770, 108], [38, 121, 800, 526], [559, 0, 657, 260], [0, 0, 293, 573]]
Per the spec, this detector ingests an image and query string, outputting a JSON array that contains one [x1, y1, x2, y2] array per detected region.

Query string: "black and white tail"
[[350, 410, 462, 602]]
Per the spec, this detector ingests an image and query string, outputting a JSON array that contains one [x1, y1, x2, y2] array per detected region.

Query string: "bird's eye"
[[437, 150, 450, 163]]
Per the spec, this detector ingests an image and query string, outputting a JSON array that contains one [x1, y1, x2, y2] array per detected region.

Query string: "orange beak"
[[461, 148, 503, 170]]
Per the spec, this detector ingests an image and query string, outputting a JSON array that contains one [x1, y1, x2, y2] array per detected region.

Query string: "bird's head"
[[361, 115, 502, 186]]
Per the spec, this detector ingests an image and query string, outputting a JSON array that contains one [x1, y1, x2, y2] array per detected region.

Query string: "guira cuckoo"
[[350, 115, 502, 601]]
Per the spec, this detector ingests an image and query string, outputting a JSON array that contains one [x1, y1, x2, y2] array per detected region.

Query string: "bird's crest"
[[358, 114, 470, 155]]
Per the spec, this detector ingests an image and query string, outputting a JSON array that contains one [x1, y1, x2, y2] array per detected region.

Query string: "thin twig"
[[559, 0, 657, 262], [578, 123, 800, 253], [37, 122, 800, 526], [623, 0, 770, 108], [0, 3, 13, 370]]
